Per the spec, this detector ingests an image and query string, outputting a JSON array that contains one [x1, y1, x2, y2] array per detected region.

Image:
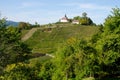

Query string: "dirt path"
[[21, 28, 40, 41], [21, 24, 69, 41], [45, 54, 55, 58]]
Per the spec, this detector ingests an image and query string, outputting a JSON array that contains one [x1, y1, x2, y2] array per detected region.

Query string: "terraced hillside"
[[24, 24, 99, 53], [21, 28, 39, 41]]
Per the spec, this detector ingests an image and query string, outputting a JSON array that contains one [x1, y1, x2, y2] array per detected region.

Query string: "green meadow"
[[24, 24, 99, 53]]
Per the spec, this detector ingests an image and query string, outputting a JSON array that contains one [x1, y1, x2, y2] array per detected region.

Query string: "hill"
[[6, 20, 19, 27], [24, 24, 99, 53], [21, 28, 39, 41]]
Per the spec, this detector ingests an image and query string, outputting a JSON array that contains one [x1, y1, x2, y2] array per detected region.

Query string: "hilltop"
[[23, 23, 99, 53]]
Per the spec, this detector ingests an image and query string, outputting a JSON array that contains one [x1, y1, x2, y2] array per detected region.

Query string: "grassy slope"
[[24, 24, 99, 54], [21, 30, 29, 38], [21, 28, 39, 41]]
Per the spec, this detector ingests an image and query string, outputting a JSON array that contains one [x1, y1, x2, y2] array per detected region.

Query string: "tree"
[[38, 60, 54, 80], [52, 38, 97, 80], [2, 63, 40, 80], [0, 18, 6, 27], [34, 22, 40, 27], [104, 7, 120, 32], [82, 12, 87, 18], [73, 16, 81, 20], [18, 22, 31, 30], [68, 18, 73, 23], [0, 18, 31, 69], [80, 17, 93, 25], [90, 7, 120, 78], [79, 12, 93, 25]]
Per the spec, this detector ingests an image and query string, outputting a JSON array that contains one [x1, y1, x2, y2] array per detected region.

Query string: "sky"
[[0, 0, 120, 24]]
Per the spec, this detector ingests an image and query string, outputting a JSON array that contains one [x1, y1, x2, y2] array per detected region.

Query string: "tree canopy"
[[73, 12, 93, 25], [0, 18, 31, 69]]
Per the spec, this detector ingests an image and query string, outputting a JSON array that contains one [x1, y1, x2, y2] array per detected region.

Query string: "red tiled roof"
[[61, 17, 68, 20]]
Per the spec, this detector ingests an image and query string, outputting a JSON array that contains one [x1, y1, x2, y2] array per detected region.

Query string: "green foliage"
[[82, 12, 87, 18], [18, 22, 32, 30], [104, 7, 120, 32], [80, 17, 93, 25], [0, 19, 6, 28], [82, 77, 95, 80], [31, 22, 40, 27], [38, 60, 54, 80], [73, 16, 81, 20], [0, 18, 31, 72], [2, 63, 40, 80], [73, 13, 93, 25], [90, 7, 120, 78], [96, 7, 120, 64], [51, 39, 97, 79]]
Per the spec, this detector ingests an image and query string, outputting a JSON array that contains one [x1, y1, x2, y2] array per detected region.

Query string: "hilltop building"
[[59, 14, 79, 24], [59, 14, 69, 22], [72, 20, 79, 24]]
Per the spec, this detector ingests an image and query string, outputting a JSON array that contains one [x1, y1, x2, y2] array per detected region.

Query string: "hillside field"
[[24, 24, 99, 54]]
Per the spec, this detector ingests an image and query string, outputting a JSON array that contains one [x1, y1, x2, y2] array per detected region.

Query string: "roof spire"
[[64, 14, 68, 20], [65, 14, 67, 18]]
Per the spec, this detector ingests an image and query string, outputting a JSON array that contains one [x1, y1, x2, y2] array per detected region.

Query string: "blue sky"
[[0, 0, 120, 24]]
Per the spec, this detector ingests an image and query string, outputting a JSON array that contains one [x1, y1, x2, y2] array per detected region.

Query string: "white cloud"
[[60, 2, 111, 10], [79, 3, 111, 10], [60, 2, 78, 6], [20, 2, 46, 8]]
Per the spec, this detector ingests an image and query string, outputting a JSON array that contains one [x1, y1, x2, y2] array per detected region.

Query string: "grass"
[[28, 56, 51, 67], [24, 24, 99, 54], [21, 30, 29, 38]]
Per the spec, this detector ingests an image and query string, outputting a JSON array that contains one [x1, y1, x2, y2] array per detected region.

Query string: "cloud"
[[60, 2, 111, 10], [79, 3, 111, 10], [20, 2, 46, 8]]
